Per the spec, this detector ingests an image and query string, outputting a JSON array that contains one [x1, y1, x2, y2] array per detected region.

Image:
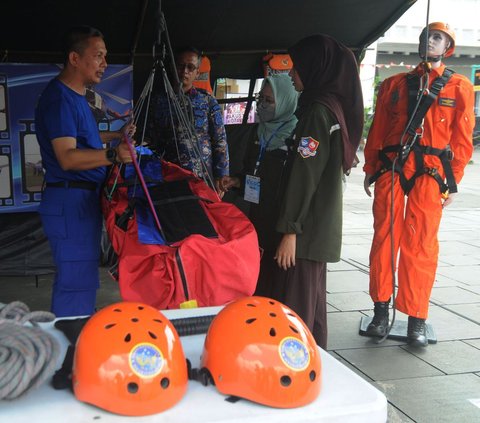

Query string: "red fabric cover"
[[102, 161, 259, 309]]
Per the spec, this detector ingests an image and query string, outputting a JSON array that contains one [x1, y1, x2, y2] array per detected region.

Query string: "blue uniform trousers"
[[39, 186, 102, 317]]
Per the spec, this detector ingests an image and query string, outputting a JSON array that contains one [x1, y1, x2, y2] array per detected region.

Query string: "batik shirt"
[[148, 87, 229, 179]]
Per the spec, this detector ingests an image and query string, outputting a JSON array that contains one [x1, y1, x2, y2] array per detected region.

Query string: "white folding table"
[[1, 306, 387, 422]]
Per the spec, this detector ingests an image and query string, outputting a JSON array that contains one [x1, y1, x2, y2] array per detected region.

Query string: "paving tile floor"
[[326, 148, 480, 422]]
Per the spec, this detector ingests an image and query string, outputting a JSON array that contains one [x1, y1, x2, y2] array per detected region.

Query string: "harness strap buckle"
[[414, 126, 424, 138], [446, 148, 454, 161], [400, 142, 414, 162]]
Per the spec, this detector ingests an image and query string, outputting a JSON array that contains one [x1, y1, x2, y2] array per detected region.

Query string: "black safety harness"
[[369, 68, 457, 195]]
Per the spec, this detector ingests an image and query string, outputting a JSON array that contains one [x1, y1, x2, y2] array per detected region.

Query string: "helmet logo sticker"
[[129, 342, 164, 378], [279, 337, 310, 371]]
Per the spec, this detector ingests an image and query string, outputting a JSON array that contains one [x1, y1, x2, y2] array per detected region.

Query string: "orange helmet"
[[72, 302, 188, 416], [200, 296, 322, 408], [419, 22, 456, 58]]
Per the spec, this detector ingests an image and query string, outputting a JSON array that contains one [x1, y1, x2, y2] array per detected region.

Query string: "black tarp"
[[0, 213, 54, 276], [1, 0, 417, 98]]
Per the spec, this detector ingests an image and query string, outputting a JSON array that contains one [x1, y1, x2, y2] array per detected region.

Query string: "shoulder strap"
[[406, 73, 420, 119], [406, 68, 455, 136]]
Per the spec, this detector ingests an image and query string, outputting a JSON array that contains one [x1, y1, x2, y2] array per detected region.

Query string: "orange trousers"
[[369, 173, 443, 318]]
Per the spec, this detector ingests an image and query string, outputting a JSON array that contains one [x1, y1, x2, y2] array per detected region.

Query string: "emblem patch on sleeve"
[[297, 136, 319, 158], [438, 97, 456, 107]]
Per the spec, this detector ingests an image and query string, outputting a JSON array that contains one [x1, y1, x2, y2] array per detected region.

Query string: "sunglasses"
[[176, 63, 198, 72]]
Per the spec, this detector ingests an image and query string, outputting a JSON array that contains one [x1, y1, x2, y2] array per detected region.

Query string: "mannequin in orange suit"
[[363, 22, 474, 347]]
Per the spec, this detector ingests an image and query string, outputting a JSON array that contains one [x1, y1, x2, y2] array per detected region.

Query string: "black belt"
[[46, 181, 98, 191]]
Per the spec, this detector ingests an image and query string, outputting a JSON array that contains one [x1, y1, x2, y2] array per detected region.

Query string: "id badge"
[[244, 175, 261, 204]]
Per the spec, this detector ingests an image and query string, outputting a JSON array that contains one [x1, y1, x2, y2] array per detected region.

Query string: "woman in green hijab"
[[221, 73, 298, 296], [256, 73, 299, 152]]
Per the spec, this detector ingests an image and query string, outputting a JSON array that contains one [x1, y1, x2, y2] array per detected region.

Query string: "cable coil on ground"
[[0, 301, 60, 400]]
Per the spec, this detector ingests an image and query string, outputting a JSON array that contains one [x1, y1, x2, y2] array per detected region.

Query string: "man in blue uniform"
[[35, 26, 133, 317]]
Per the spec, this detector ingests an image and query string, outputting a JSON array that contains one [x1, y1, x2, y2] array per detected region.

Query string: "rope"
[[0, 301, 60, 400]]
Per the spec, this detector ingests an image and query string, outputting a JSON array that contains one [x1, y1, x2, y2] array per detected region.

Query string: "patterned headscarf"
[[257, 73, 298, 151], [289, 34, 364, 172]]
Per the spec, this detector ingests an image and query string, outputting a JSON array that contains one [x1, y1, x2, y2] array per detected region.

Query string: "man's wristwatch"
[[106, 147, 119, 165]]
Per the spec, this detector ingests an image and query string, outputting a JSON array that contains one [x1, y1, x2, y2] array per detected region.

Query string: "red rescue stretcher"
[[101, 153, 260, 309]]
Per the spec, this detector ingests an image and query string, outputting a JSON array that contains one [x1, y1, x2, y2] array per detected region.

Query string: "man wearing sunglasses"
[[149, 47, 229, 195]]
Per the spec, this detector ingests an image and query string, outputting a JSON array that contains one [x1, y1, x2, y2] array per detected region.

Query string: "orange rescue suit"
[[364, 63, 474, 318]]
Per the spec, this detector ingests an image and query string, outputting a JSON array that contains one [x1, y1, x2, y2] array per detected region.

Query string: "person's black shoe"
[[365, 301, 390, 337], [407, 316, 428, 347]]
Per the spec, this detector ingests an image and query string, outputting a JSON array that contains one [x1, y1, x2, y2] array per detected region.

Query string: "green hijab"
[[257, 73, 298, 151]]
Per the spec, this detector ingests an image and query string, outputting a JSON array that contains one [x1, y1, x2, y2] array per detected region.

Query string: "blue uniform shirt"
[[35, 78, 106, 184]]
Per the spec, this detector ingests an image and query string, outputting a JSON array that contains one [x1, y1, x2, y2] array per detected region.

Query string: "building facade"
[[362, 0, 480, 113]]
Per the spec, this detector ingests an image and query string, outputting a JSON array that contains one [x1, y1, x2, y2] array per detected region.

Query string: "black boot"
[[407, 316, 428, 347], [366, 301, 390, 337]]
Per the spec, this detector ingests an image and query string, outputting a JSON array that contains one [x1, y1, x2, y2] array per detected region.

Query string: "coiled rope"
[[0, 301, 60, 400]]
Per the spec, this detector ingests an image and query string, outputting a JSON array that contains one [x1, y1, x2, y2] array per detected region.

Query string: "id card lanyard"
[[252, 121, 288, 176], [245, 122, 288, 204]]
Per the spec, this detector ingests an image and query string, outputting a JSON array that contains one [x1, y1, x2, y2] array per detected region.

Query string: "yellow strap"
[[180, 299, 198, 309]]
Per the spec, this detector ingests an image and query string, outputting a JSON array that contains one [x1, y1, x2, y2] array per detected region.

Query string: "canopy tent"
[[1, 0, 417, 97]]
